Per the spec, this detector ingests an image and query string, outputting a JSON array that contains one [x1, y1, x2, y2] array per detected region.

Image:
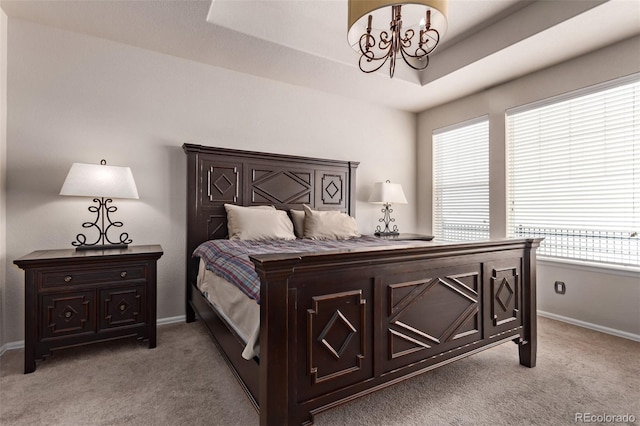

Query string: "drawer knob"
[[119, 304, 126, 311], [64, 275, 72, 283], [120, 271, 127, 278], [64, 311, 72, 318]]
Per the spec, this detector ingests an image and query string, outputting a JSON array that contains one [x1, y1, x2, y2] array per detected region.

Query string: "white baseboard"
[[538, 310, 640, 342], [157, 315, 186, 326], [0, 340, 25, 357], [0, 315, 188, 356]]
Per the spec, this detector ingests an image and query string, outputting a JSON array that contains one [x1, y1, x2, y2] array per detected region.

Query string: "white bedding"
[[197, 260, 260, 359]]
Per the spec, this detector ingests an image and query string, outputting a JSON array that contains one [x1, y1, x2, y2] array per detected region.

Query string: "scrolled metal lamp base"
[[72, 197, 133, 251], [374, 203, 400, 236]]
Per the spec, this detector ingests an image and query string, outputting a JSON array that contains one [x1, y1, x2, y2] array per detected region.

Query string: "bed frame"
[[183, 143, 542, 426]]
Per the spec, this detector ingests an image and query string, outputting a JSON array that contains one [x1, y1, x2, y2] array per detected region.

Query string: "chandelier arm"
[[359, 33, 376, 57], [358, 29, 395, 73], [401, 39, 428, 59], [378, 31, 392, 50], [419, 28, 440, 55], [400, 28, 414, 48], [399, 47, 430, 71], [404, 45, 428, 60], [358, 50, 392, 73], [359, 32, 394, 61]]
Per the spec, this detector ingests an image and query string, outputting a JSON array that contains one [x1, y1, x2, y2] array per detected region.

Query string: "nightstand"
[[374, 233, 434, 241], [14, 245, 163, 373]]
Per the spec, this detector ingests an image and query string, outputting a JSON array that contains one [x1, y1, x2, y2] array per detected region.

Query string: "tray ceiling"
[[1, 0, 638, 112]]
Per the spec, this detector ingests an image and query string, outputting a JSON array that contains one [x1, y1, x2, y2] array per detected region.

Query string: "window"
[[507, 74, 639, 267], [433, 117, 489, 241]]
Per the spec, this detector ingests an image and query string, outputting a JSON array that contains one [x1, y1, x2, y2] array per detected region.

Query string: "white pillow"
[[289, 209, 305, 238], [302, 205, 360, 240], [224, 204, 296, 241]]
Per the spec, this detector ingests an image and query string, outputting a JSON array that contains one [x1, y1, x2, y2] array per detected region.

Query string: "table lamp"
[[368, 180, 408, 236], [60, 159, 139, 250]]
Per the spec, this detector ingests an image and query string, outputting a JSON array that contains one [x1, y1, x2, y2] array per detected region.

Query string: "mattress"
[[197, 259, 260, 359]]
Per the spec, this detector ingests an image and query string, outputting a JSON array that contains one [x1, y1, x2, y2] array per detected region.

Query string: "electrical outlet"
[[554, 281, 566, 295]]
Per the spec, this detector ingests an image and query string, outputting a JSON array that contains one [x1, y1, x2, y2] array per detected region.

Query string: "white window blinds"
[[433, 117, 490, 241], [507, 74, 640, 267]]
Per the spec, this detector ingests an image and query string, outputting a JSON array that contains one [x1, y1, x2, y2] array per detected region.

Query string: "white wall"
[[1, 9, 8, 350], [537, 261, 639, 338], [3, 19, 417, 344], [418, 36, 640, 337]]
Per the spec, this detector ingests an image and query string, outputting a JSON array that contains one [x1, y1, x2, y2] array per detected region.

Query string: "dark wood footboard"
[[251, 238, 541, 426]]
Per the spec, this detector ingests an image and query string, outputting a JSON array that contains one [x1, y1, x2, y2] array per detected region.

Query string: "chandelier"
[[348, 0, 448, 78]]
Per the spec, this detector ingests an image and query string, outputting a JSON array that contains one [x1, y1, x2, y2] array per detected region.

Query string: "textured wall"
[[3, 19, 417, 344]]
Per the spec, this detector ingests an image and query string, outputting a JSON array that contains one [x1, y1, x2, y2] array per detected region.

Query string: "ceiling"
[[1, 0, 639, 112]]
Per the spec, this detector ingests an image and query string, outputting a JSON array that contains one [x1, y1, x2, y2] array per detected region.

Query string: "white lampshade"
[[368, 181, 408, 205], [60, 162, 139, 199]]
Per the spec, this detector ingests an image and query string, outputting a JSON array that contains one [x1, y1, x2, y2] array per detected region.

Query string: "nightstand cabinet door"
[[14, 245, 163, 374], [41, 291, 95, 340], [99, 285, 146, 330]]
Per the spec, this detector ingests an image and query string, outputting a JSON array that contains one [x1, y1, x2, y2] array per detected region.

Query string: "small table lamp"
[[60, 160, 139, 250], [368, 180, 408, 236]]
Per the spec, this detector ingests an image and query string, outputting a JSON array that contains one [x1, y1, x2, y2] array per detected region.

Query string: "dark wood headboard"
[[183, 143, 359, 260]]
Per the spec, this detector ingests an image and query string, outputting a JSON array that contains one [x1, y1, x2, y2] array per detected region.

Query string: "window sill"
[[537, 256, 640, 278]]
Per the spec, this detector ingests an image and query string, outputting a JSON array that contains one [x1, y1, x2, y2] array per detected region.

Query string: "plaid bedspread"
[[193, 236, 411, 303]]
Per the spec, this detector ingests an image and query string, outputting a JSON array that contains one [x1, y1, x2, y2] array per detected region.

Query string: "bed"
[[183, 143, 542, 426]]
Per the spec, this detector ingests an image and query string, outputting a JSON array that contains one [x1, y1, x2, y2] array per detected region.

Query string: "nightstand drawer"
[[40, 265, 146, 288]]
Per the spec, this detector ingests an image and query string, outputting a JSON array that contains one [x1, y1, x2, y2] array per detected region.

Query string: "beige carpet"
[[1, 317, 638, 426]]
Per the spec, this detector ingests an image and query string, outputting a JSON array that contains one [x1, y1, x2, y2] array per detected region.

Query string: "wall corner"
[[1, 9, 9, 349]]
